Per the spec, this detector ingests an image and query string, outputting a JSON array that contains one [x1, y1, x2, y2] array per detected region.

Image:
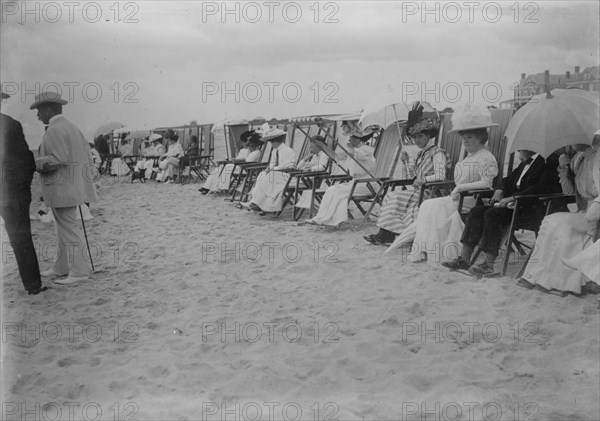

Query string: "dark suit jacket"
[[496, 154, 562, 228], [0, 113, 36, 207]]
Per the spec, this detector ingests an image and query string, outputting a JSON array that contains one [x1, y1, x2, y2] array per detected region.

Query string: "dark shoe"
[[442, 257, 470, 271], [517, 278, 535, 290], [198, 188, 209, 195], [468, 263, 495, 277], [28, 285, 48, 295], [363, 234, 383, 245]]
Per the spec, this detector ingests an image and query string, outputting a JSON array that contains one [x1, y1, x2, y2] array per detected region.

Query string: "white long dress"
[[522, 148, 599, 292], [217, 150, 261, 191], [111, 143, 134, 176], [306, 145, 376, 226], [158, 143, 184, 179], [250, 144, 296, 212], [395, 148, 498, 264], [203, 148, 250, 191], [294, 151, 330, 209]]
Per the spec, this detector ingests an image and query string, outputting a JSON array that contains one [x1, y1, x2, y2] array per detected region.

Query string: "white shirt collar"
[[49, 114, 63, 124]]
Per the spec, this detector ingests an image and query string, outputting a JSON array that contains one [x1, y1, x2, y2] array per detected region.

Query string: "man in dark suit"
[[0, 91, 46, 295], [443, 149, 561, 276]]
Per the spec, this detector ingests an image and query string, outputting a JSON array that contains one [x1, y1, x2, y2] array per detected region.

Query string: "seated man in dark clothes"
[[442, 150, 562, 276]]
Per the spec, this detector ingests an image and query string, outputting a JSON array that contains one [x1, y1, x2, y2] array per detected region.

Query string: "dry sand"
[[1, 174, 599, 421]]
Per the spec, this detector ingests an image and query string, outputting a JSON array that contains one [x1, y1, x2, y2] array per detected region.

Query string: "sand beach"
[[1, 175, 599, 421]]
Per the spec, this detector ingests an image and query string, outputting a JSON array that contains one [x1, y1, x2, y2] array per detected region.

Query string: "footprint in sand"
[[57, 356, 78, 367]]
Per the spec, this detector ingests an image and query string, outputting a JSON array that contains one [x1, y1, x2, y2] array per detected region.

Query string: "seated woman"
[[157, 133, 184, 183], [388, 103, 499, 264], [297, 136, 330, 171], [185, 135, 200, 157], [199, 130, 261, 194], [364, 102, 445, 245], [110, 137, 134, 176], [519, 133, 599, 295], [240, 127, 296, 212], [293, 136, 331, 209], [303, 132, 376, 227]]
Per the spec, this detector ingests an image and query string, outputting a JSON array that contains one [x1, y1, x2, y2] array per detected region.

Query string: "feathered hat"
[[449, 103, 498, 133], [406, 102, 440, 138]]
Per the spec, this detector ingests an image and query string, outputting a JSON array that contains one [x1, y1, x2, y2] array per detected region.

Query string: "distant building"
[[505, 66, 600, 109]]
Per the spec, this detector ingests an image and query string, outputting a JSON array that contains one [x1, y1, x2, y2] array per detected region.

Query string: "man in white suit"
[[30, 92, 98, 285]]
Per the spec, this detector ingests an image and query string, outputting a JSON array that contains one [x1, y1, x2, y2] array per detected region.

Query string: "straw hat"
[[310, 135, 327, 146], [448, 103, 498, 133], [29, 91, 68, 109], [257, 124, 286, 142]]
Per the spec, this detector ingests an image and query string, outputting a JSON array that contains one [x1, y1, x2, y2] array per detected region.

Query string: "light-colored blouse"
[[453, 148, 498, 189], [297, 150, 329, 172], [348, 144, 376, 178], [236, 148, 249, 160], [245, 150, 261, 163], [561, 148, 599, 210]]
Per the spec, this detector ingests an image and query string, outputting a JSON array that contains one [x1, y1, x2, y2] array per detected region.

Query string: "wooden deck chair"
[[276, 124, 338, 219], [221, 123, 250, 162], [464, 193, 572, 277], [187, 124, 215, 180], [347, 122, 404, 219], [229, 141, 272, 202], [122, 155, 144, 183]]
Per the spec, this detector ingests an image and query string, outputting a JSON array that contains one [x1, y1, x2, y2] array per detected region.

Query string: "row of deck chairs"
[[110, 124, 216, 183], [138, 110, 591, 279]]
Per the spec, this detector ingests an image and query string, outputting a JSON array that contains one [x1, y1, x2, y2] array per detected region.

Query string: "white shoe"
[[40, 268, 67, 279], [55, 275, 88, 285]]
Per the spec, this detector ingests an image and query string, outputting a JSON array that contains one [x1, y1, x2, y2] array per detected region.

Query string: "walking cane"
[[79, 206, 94, 271]]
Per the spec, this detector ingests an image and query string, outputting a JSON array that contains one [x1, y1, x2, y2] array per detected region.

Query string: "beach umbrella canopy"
[[94, 121, 125, 138], [125, 130, 151, 141], [211, 117, 247, 135], [358, 92, 423, 129], [505, 89, 600, 157]]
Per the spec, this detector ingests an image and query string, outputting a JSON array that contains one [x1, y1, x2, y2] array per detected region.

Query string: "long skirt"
[[377, 187, 421, 234], [110, 158, 129, 176], [563, 240, 599, 286], [522, 212, 589, 293], [307, 181, 372, 226], [250, 171, 290, 212], [159, 157, 179, 179], [406, 196, 465, 265]]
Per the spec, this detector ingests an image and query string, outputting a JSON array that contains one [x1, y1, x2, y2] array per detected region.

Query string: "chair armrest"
[[294, 170, 330, 177], [353, 177, 389, 183], [276, 168, 303, 174], [239, 162, 268, 169], [423, 180, 456, 189], [460, 188, 494, 196], [323, 174, 353, 181], [383, 178, 415, 187]]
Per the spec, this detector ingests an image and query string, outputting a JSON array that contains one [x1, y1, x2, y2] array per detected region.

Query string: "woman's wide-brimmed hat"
[[310, 135, 327, 146], [29, 91, 68, 109], [449, 103, 498, 133], [257, 123, 287, 142], [149, 133, 163, 142], [406, 102, 441, 137], [247, 134, 264, 147]]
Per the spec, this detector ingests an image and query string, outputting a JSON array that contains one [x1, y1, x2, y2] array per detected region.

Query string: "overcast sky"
[[1, 0, 598, 147]]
